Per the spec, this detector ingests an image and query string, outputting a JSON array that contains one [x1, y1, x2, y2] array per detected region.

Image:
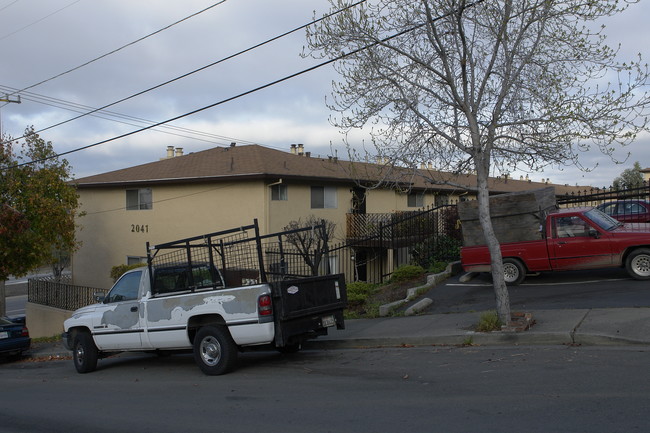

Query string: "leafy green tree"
[[0, 127, 81, 315], [612, 161, 644, 189], [305, 0, 650, 324]]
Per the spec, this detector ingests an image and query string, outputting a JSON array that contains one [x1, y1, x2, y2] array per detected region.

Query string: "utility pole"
[[0, 94, 20, 316], [0, 93, 21, 138]]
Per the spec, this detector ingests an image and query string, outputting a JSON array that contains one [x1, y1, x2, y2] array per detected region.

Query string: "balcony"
[[345, 206, 459, 249]]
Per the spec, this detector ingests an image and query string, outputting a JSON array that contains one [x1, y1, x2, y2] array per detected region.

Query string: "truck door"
[[92, 270, 145, 350], [549, 215, 614, 270]]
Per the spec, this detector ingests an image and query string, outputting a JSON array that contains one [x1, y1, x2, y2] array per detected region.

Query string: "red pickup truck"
[[461, 207, 650, 285]]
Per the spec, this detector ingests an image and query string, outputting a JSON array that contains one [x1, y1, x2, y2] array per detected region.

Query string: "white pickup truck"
[[63, 220, 347, 375]]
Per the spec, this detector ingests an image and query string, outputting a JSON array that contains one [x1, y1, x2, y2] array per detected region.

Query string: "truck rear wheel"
[[625, 248, 650, 280], [73, 331, 99, 374], [193, 326, 238, 375], [503, 258, 526, 286]]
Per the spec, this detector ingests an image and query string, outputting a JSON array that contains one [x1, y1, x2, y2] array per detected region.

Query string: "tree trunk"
[[476, 167, 511, 325]]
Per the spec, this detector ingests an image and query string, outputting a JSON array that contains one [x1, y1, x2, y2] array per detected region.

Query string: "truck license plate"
[[0, 331, 8, 339], [321, 315, 335, 327]]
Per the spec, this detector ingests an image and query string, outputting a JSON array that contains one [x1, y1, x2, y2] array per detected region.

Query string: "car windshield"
[[585, 208, 622, 231]]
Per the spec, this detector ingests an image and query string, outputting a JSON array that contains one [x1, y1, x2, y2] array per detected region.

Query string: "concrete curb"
[[378, 261, 462, 317]]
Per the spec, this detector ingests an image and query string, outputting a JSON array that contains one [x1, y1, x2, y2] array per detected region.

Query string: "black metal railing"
[[334, 203, 463, 284], [557, 182, 649, 207], [28, 276, 107, 311]]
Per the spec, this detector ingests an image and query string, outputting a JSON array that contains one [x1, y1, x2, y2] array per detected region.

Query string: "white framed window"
[[311, 186, 337, 209], [271, 184, 288, 201], [407, 191, 424, 208], [127, 256, 147, 266], [126, 188, 152, 210]]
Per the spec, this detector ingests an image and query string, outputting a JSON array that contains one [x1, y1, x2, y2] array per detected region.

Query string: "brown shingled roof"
[[73, 144, 588, 195]]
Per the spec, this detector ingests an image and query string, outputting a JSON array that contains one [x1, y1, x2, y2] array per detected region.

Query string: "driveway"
[[419, 267, 650, 314]]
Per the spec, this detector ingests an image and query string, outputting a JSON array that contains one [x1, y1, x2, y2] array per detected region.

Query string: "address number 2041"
[[131, 224, 149, 233]]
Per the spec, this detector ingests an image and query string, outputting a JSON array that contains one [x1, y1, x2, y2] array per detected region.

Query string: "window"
[[311, 186, 337, 209], [105, 271, 142, 303], [126, 188, 152, 210], [127, 256, 147, 266], [408, 192, 424, 208], [555, 216, 589, 238], [271, 184, 288, 201], [599, 203, 617, 216], [152, 264, 224, 295]]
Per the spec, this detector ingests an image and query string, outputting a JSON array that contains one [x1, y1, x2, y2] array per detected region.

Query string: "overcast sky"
[[1, 0, 648, 187]]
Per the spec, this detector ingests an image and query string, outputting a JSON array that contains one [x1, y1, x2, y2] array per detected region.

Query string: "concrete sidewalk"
[[26, 307, 650, 360], [304, 307, 650, 349]]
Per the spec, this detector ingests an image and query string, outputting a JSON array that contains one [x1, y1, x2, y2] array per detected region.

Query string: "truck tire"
[[73, 331, 99, 374], [193, 326, 238, 375], [625, 248, 650, 280], [503, 258, 526, 286]]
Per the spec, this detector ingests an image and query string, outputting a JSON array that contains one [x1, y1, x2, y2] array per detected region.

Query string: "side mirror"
[[94, 292, 106, 303], [589, 228, 600, 239]]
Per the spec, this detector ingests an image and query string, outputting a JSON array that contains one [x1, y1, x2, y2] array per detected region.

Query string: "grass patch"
[[475, 310, 503, 332], [32, 334, 62, 344]]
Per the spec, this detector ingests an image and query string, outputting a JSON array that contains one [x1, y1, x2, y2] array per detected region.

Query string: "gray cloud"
[[1, 0, 648, 186]]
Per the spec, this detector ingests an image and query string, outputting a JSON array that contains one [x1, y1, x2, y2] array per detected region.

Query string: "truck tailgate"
[[271, 274, 347, 346], [273, 274, 346, 319]]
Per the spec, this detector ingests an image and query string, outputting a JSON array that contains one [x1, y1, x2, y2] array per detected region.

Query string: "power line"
[[4, 1, 228, 95], [0, 84, 258, 146], [3, 0, 482, 170], [1, 0, 368, 146], [0, 0, 21, 13], [0, 0, 82, 42]]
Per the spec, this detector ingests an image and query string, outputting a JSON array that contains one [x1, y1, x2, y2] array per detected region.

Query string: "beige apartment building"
[[71, 144, 582, 289]]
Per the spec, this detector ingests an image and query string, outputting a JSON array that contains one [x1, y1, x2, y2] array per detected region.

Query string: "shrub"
[[346, 281, 379, 305], [427, 261, 448, 274], [475, 310, 503, 332], [410, 234, 461, 269], [389, 265, 425, 283], [110, 263, 146, 282]]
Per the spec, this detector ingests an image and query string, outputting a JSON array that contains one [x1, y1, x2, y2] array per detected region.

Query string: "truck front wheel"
[[503, 258, 526, 286], [73, 331, 99, 374], [193, 326, 238, 375], [625, 248, 650, 280]]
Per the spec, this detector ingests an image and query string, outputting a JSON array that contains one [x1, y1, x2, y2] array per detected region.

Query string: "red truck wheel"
[[625, 248, 650, 280], [503, 258, 526, 286]]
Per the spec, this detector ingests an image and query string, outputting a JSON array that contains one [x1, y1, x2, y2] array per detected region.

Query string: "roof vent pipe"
[[166, 146, 174, 158], [175, 147, 183, 157]]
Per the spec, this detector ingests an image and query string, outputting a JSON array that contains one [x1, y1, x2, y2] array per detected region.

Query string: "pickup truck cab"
[[63, 220, 347, 375], [461, 207, 650, 285]]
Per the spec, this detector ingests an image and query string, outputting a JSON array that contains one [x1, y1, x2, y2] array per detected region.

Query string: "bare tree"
[[305, 0, 650, 323], [283, 216, 336, 276]]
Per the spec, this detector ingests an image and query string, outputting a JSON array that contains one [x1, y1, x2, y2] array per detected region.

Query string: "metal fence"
[[28, 276, 107, 311], [557, 181, 650, 208], [331, 203, 462, 284]]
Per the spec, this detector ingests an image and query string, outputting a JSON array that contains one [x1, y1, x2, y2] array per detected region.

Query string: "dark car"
[[596, 200, 650, 223], [0, 316, 31, 359]]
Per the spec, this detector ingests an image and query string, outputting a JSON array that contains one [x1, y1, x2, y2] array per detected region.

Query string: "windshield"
[[585, 208, 622, 231]]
